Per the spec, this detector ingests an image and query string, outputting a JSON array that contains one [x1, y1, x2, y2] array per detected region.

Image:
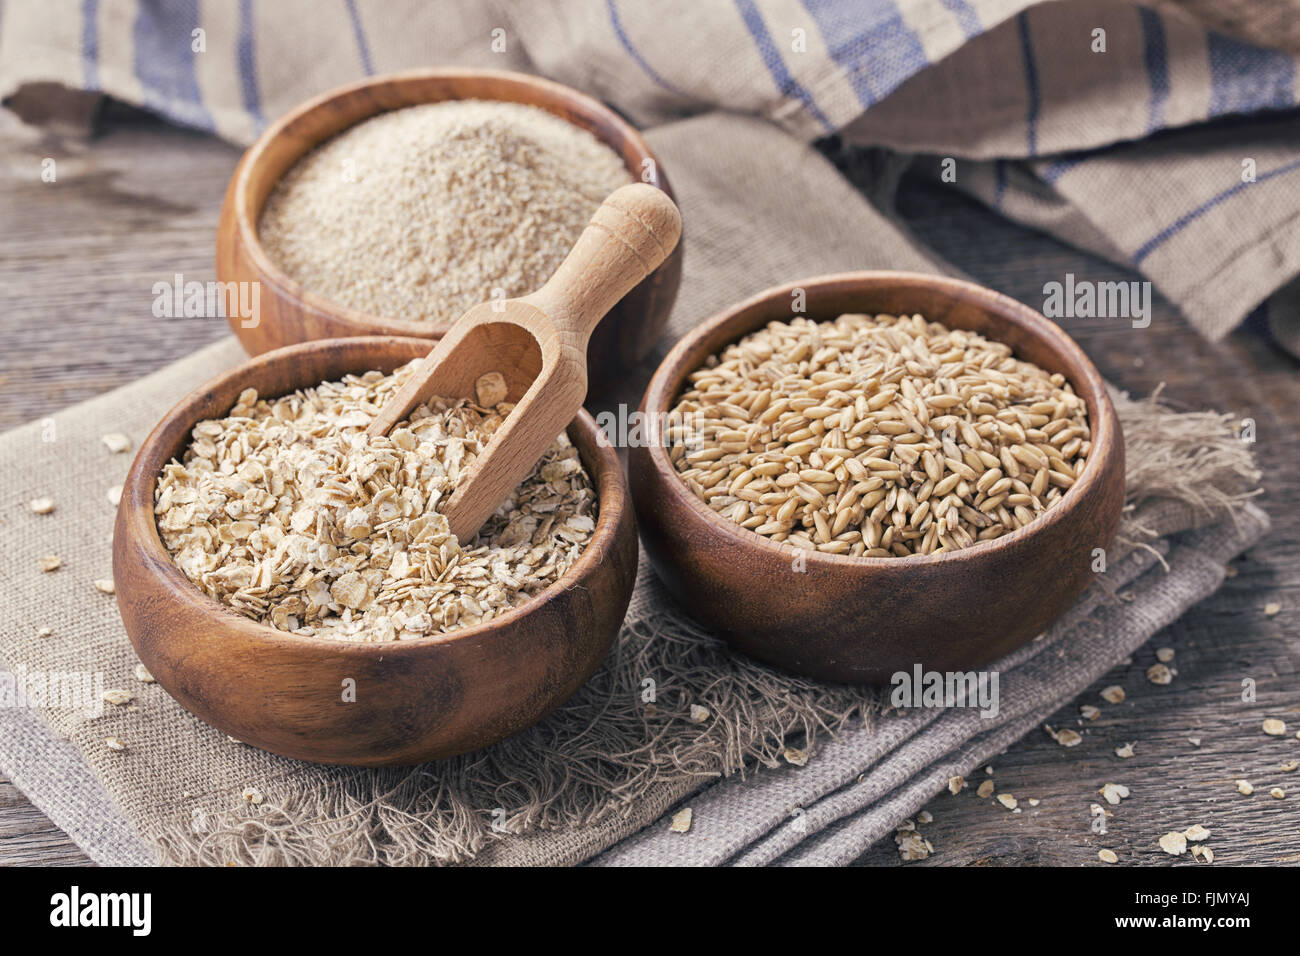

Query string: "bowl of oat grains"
[[631, 272, 1124, 683], [216, 68, 682, 397], [112, 337, 637, 766]]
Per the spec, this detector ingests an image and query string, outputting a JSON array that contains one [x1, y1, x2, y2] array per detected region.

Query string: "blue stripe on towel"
[[81, 0, 100, 90], [237, 0, 263, 128], [606, 0, 694, 98], [797, 0, 928, 108], [1138, 7, 1169, 132], [1207, 31, 1295, 118], [132, 0, 213, 131], [344, 0, 374, 76], [1016, 11, 1039, 156], [735, 0, 834, 133], [939, 0, 982, 40], [1132, 157, 1300, 264], [1041, 156, 1082, 183]]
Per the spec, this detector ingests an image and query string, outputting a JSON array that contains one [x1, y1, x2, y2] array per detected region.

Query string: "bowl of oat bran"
[[216, 68, 682, 398], [111, 336, 637, 766], [630, 272, 1125, 683]]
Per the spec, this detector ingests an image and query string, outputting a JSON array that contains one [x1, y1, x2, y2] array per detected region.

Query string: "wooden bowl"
[[630, 272, 1125, 684], [112, 337, 638, 766], [215, 68, 682, 399]]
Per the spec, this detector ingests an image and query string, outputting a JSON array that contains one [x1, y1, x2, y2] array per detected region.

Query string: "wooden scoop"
[[366, 182, 682, 542]]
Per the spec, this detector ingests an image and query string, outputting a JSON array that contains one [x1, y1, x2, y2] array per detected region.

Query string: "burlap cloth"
[[0, 0, 1280, 864]]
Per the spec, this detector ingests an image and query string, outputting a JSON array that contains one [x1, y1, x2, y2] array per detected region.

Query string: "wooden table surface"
[[1, 104, 1296, 867]]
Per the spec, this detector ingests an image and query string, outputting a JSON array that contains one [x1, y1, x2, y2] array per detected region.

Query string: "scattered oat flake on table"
[[948, 775, 965, 795], [1281, 761, 1299, 773], [997, 793, 1018, 810], [104, 736, 127, 752], [38, 554, 61, 572], [917, 810, 934, 824], [28, 496, 54, 514], [1115, 742, 1135, 759], [1236, 779, 1253, 795], [1262, 718, 1287, 736], [1202, 847, 1215, 863], [985, 766, 994, 775], [1100, 783, 1130, 805], [977, 780, 996, 799], [1263, 602, 1280, 616], [93, 578, 115, 595], [1080, 704, 1100, 720], [669, 808, 692, 833], [1100, 685, 1125, 704], [1158, 831, 1188, 855], [1098, 849, 1118, 864], [688, 704, 710, 723], [895, 828, 934, 862], [1225, 564, 1238, 577], [1047, 725, 1083, 747], [101, 432, 131, 453], [106, 485, 122, 506], [1271, 788, 1286, 799], [241, 787, 264, 805], [1155, 647, 1175, 663], [1146, 663, 1173, 685], [133, 663, 155, 683], [1188, 737, 1201, 746], [1182, 824, 1211, 842], [1028, 798, 1040, 806], [101, 689, 132, 707], [783, 746, 808, 767]]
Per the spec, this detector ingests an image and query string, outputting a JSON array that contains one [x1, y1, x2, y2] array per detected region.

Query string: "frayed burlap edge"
[[142, 386, 1263, 866]]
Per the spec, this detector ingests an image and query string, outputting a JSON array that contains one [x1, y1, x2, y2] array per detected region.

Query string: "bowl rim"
[[117, 335, 629, 656], [231, 66, 672, 335], [638, 270, 1121, 570]]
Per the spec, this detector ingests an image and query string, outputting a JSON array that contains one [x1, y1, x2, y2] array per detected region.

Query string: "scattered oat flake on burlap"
[[1262, 718, 1286, 736], [102, 432, 132, 453], [1263, 602, 1280, 616], [1155, 647, 1175, 662], [1100, 685, 1125, 704], [133, 663, 155, 683], [241, 787, 264, 805], [104, 736, 127, 752], [977, 780, 996, 799], [106, 485, 122, 506], [669, 808, 692, 833], [36, 627, 52, 638], [1159, 831, 1188, 855], [783, 746, 809, 767], [38, 554, 61, 573], [1271, 788, 1286, 799], [29, 496, 54, 514], [997, 793, 1018, 810], [1146, 663, 1173, 685], [1236, 779, 1253, 795], [101, 689, 132, 707], [1115, 742, 1135, 758], [1098, 849, 1118, 864], [1080, 704, 1100, 720], [1100, 783, 1129, 805], [93, 578, 115, 595], [688, 704, 710, 723], [948, 775, 965, 795]]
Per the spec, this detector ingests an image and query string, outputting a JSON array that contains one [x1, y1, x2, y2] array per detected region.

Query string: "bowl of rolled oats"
[[630, 272, 1125, 683], [112, 336, 637, 765]]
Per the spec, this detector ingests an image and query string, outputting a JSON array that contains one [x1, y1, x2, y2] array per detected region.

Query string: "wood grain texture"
[[215, 68, 684, 399], [110, 336, 638, 766], [632, 273, 1125, 683], [0, 109, 1294, 866], [369, 183, 681, 541]]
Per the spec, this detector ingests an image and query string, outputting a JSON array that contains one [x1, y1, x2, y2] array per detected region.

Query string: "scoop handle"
[[526, 182, 681, 343]]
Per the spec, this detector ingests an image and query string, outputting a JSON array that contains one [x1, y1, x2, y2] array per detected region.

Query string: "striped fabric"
[[1, 0, 1298, 338]]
